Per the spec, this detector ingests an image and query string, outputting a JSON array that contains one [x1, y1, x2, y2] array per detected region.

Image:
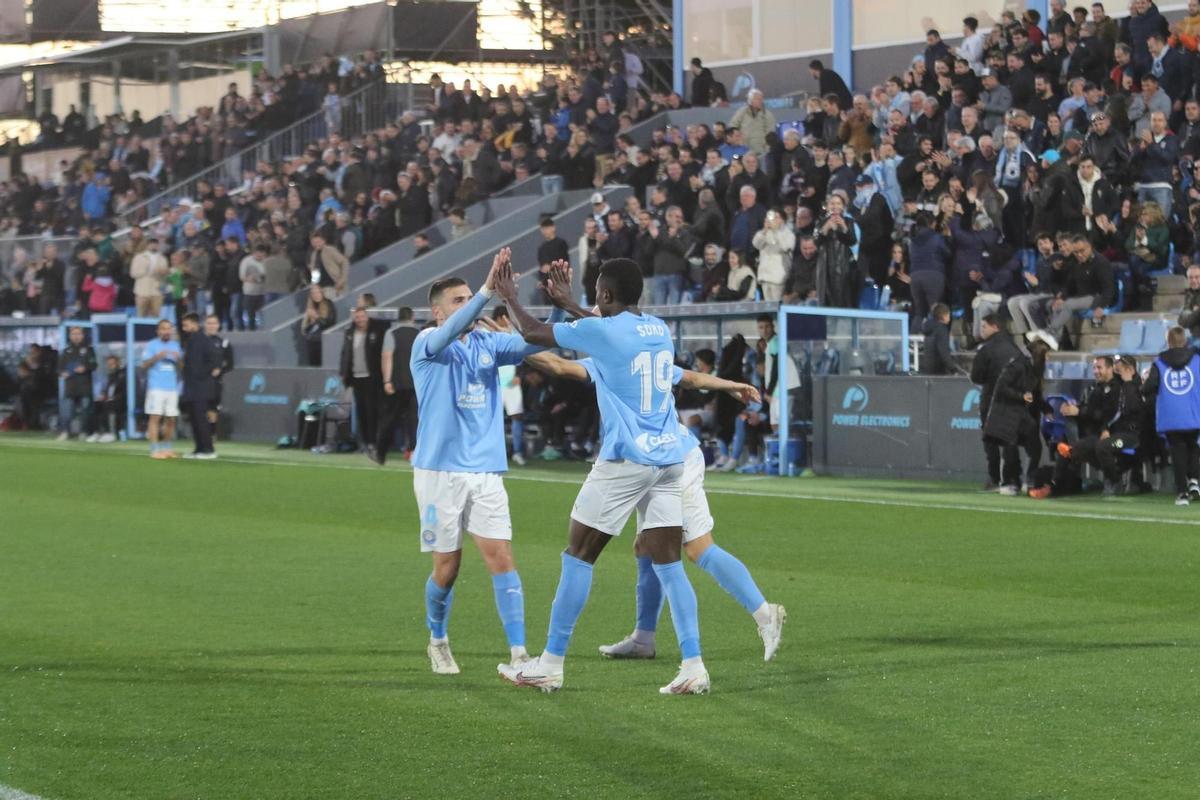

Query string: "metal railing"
[[116, 81, 410, 226]]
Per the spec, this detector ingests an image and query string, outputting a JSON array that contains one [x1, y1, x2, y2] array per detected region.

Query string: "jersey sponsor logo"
[[457, 381, 487, 409], [635, 431, 679, 451], [480, 353, 493, 366], [1165, 366, 1195, 396]]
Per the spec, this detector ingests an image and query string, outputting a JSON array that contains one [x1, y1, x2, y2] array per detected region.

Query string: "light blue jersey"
[[557, 312, 692, 466], [412, 290, 557, 473], [142, 338, 181, 392]]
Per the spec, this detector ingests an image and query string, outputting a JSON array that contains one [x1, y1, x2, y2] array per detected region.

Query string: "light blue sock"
[[697, 544, 766, 614], [652, 560, 702, 660], [717, 439, 730, 459], [635, 555, 664, 632], [545, 553, 593, 657], [732, 417, 747, 459], [425, 577, 454, 639], [491, 570, 525, 648]]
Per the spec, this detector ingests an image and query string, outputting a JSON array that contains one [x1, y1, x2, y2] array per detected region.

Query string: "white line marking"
[[0, 784, 49, 800], [5, 438, 1199, 528]]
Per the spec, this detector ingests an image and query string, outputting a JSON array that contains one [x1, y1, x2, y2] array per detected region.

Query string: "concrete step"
[[1153, 293, 1184, 312], [1104, 311, 1176, 323], [1075, 331, 1120, 351], [1156, 274, 1187, 293]]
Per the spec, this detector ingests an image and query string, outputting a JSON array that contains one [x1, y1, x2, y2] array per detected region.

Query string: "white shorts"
[[676, 407, 714, 428], [413, 469, 513, 553], [637, 447, 713, 543], [572, 459, 684, 536], [145, 389, 179, 417]]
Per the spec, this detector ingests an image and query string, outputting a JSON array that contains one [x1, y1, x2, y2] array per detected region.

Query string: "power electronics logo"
[[831, 384, 910, 429], [950, 387, 982, 430], [243, 372, 289, 406]]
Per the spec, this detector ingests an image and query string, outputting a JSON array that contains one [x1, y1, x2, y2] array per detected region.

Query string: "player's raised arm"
[[678, 370, 761, 404], [421, 248, 509, 356], [493, 257, 559, 347], [524, 351, 590, 382], [544, 260, 595, 320]]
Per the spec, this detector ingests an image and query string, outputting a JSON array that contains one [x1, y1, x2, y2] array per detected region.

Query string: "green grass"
[[2, 436, 1200, 799]]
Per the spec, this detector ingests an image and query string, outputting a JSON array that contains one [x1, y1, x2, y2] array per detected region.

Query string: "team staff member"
[[204, 314, 234, 437], [1141, 326, 1200, 506], [340, 305, 385, 453], [180, 312, 223, 459], [971, 314, 1021, 492], [373, 306, 420, 465]]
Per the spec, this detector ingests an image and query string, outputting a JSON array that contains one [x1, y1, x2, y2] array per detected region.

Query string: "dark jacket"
[[339, 323, 386, 384], [984, 351, 1036, 445], [1061, 252, 1115, 308], [970, 331, 1021, 421], [907, 226, 951, 276], [387, 323, 420, 390], [921, 317, 957, 375], [59, 343, 97, 398], [1077, 376, 1122, 437], [651, 225, 696, 277], [1132, 132, 1180, 186], [181, 331, 222, 402]]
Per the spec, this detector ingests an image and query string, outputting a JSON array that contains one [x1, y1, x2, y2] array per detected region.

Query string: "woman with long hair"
[[301, 284, 336, 366]]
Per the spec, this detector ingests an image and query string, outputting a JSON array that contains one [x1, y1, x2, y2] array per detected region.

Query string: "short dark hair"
[[429, 276, 468, 305], [598, 258, 643, 305], [981, 313, 1002, 329], [695, 348, 716, 367], [1095, 354, 1115, 367], [963, 16, 978, 30], [397, 306, 414, 321], [539, 217, 556, 229], [932, 303, 951, 319], [181, 312, 201, 325], [756, 313, 775, 325]]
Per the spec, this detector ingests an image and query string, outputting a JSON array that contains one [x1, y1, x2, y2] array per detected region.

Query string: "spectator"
[[302, 284, 336, 366], [907, 211, 951, 330], [1125, 201, 1170, 309], [922, 303, 958, 375], [239, 244, 268, 331], [307, 231, 349, 299], [1132, 110, 1179, 220], [1177, 265, 1200, 337], [650, 206, 694, 305], [728, 185, 767, 263], [690, 58, 714, 107], [130, 238, 168, 318], [852, 173, 895, 285], [728, 90, 777, 156], [751, 209, 794, 301], [1042, 234, 1115, 344]]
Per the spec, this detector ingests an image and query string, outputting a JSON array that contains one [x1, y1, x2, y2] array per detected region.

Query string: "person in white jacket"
[[751, 210, 795, 301]]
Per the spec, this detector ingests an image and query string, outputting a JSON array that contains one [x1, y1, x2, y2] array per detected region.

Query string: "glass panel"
[[685, 0, 754, 64], [760, 0, 831, 56], [852, 0, 999, 48]]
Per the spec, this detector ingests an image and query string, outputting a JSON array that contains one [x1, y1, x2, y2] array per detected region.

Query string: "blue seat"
[[1077, 277, 1124, 319], [858, 281, 881, 310], [776, 120, 805, 140], [1094, 319, 1144, 356], [1137, 319, 1174, 355]]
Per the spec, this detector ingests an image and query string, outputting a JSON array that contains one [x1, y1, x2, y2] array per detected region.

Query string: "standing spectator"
[[374, 306, 420, 465], [323, 82, 342, 134], [238, 244, 267, 331], [36, 244, 66, 316], [56, 326, 96, 441], [813, 193, 858, 307], [728, 90, 777, 157], [307, 231, 348, 299], [906, 211, 950, 328], [1177, 265, 1200, 337], [1143, 326, 1200, 505], [921, 304, 958, 375], [179, 312, 221, 460], [340, 305, 384, 453], [302, 284, 336, 366], [650, 206, 694, 305], [728, 185, 767, 263], [809, 59, 853, 109], [140, 319, 182, 459], [536, 217, 571, 292], [220, 206, 246, 247], [690, 58, 714, 107], [81, 174, 111, 222], [851, 173, 895, 285], [130, 238, 168, 318], [1131, 111, 1179, 220], [751, 210, 794, 301]]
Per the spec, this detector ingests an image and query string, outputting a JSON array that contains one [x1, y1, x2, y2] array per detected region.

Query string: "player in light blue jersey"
[[493, 257, 710, 694], [140, 319, 182, 459], [524, 350, 788, 662], [410, 248, 563, 676]]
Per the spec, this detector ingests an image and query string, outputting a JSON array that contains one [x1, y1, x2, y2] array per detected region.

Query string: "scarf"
[[853, 185, 876, 212], [1077, 168, 1101, 231]]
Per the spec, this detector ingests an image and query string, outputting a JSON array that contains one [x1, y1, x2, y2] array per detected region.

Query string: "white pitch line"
[[5, 438, 1200, 528], [0, 784, 49, 800]]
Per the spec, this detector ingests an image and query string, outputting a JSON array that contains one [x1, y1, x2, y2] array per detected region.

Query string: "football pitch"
[[2, 436, 1200, 799]]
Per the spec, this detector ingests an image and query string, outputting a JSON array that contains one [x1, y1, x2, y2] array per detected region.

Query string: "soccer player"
[[493, 256, 709, 694], [411, 248, 563, 676], [140, 319, 182, 459], [525, 349, 788, 661]]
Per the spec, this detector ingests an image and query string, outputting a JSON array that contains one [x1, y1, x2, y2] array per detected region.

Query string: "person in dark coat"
[[813, 193, 858, 307], [180, 313, 223, 458], [921, 304, 959, 375], [340, 305, 385, 451], [971, 314, 1023, 491], [808, 60, 853, 110], [373, 306, 421, 465], [907, 212, 951, 332], [689, 58, 714, 107], [851, 174, 894, 286]]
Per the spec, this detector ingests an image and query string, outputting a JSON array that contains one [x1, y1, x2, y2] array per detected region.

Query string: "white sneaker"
[[85, 433, 100, 443], [98, 433, 116, 443], [757, 603, 787, 662], [427, 640, 460, 675], [497, 655, 563, 692], [511, 452, 526, 466], [716, 457, 738, 473], [183, 452, 200, 460], [598, 635, 656, 659], [998, 484, 1019, 496], [706, 455, 726, 472], [55, 432, 69, 441], [195, 452, 218, 460], [659, 661, 711, 695]]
